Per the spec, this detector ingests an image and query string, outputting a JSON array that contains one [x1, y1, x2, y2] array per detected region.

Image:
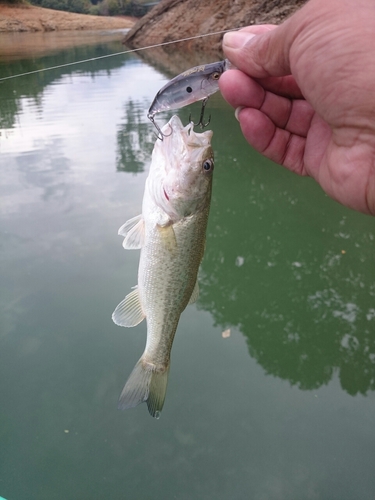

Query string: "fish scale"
[[141, 210, 210, 362]]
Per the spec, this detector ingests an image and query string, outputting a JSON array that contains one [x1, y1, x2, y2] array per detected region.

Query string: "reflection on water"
[[0, 30, 130, 61], [1, 31, 375, 500], [195, 120, 375, 396], [0, 32, 132, 129], [116, 100, 154, 173]]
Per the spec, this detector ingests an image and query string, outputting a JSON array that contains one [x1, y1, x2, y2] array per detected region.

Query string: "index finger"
[[219, 69, 314, 135]]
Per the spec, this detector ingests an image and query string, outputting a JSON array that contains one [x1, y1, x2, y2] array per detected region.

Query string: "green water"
[[0, 31, 374, 500]]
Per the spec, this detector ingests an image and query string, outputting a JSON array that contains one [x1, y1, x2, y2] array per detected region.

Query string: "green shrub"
[[28, 0, 149, 16], [30, 0, 90, 14]]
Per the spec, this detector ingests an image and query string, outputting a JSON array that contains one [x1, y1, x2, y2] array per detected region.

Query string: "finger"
[[261, 93, 314, 137], [253, 75, 303, 100], [224, 27, 303, 98], [220, 70, 314, 136], [221, 66, 302, 102], [223, 19, 297, 78], [236, 107, 306, 175], [219, 70, 264, 109], [235, 25, 277, 35]]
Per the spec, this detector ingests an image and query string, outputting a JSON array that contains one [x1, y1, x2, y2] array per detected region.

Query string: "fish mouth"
[[151, 114, 214, 218], [160, 115, 212, 153], [156, 115, 213, 171]]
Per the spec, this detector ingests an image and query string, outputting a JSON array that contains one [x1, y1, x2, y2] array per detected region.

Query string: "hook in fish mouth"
[[188, 97, 211, 129], [148, 97, 212, 141], [147, 113, 173, 141]]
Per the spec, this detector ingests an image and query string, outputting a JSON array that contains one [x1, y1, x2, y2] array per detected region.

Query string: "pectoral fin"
[[112, 286, 145, 327], [118, 215, 145, 249], [157, 224, 177, 254]]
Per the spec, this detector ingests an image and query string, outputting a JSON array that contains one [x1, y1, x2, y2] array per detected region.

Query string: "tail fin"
[[118, 358, 170, 419]]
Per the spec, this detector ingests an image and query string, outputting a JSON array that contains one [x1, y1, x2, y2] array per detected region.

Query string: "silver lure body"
[[148, 60, 231, 118]]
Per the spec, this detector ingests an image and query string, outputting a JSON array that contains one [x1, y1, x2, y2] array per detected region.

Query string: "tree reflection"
[[0, 38, 158, 174], [116, 99, 154, 173], [0, 40, 134, 129], [198, 111, 375, 396]]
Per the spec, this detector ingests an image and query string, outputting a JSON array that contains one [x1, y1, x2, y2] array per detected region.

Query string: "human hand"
[[219, 0, 375, 215]]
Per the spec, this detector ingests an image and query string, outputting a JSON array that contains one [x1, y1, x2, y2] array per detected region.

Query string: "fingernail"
[[223, 31, 256, 49], [235, 107, 244, 122]]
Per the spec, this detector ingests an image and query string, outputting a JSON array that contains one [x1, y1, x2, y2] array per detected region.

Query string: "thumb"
[[223, 24, 295, 79]]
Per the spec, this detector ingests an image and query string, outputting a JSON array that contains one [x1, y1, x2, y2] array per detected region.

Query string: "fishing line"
[[0, 27, 239, 82]]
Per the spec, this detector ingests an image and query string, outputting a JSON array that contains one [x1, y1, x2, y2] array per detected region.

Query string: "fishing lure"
[[148, 59, 233, 139]]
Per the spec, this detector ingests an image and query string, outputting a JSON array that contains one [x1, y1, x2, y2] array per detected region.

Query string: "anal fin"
[[112, 286, 145, 327]]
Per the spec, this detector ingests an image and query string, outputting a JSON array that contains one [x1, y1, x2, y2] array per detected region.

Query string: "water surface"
[[0, 31, 375, 500]]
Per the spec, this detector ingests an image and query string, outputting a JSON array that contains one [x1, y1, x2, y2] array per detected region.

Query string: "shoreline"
[[0, 29, 132, 61], [0, 3, 135, 33]]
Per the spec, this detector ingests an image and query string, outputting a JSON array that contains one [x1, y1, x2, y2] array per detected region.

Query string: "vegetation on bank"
[[0, 0, 150, 17]]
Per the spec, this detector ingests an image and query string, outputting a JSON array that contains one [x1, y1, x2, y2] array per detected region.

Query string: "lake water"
[[0, 31, 375, 500]]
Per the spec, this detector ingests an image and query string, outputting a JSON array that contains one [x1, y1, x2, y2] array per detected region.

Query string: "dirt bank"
[[123, 0, 307, 55], [0, 3, 135, 32]]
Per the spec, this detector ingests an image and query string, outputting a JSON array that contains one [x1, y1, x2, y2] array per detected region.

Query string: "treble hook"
[[189, 97, 211, 129], [147, 113, 173, 141]]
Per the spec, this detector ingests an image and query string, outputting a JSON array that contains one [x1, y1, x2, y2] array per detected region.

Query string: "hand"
[[219, 0, 375, 215]]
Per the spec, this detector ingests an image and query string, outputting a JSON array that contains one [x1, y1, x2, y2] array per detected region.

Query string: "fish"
[[112, 115, 214, 418], [147, 59, 232, 119]]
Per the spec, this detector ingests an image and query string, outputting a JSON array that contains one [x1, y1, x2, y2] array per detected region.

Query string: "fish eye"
[[212, 72, 220, 80], [186, 86, 193, 93], [202, 159, 214, 172]]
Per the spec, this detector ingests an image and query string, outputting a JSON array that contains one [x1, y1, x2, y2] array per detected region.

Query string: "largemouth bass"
[[112, 115, 214, 418]]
